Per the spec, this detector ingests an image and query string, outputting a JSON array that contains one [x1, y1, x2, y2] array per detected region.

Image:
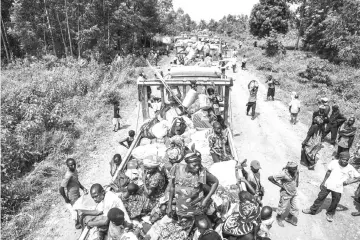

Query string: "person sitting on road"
[[59, 158, 88, 229], [119, 130, 136, 149], [80, 184, 130, 240], [110, 154, 122, 177], [208, 121, 230, 163]]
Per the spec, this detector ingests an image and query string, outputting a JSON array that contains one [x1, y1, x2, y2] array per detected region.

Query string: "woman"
[[222, 191, 261, 240], [142, 157, 167, 204], [337, 117, 357, 157], [167, 150, 219, 220], [301, 116, 323, 170]]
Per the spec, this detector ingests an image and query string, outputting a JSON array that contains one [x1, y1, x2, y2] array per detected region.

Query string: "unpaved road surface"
[[228, 68, 360, 240], [29, 58, 359, 240]]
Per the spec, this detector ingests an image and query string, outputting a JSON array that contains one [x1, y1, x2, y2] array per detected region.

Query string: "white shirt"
[[96, 191, 130, 222], [289, 99, 301, 113], [324, 160, 360, 193]]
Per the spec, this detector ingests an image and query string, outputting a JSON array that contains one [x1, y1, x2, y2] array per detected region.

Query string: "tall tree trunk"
[[65, 0, 73, 56], [107, 11, 110, 47], [44, 0, 57, 56], [77, 0, 81, 59], [56, 11, 68, 57], [296, 0, 307, 50], [1, 17, 11, 61]]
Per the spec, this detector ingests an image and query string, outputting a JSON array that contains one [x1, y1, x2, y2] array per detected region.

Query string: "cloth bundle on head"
[[143, 156, 160, 168], [339, 151, 350, 160], [319, 105, 326, 109], [286, 161, 298, 168]]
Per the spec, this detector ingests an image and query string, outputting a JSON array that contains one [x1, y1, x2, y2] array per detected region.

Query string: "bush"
[[256, 60, 278, 72], [298, 59, 333, 86], [265, 31, 286, 57]]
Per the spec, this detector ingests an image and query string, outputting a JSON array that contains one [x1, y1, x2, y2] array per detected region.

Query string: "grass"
[[0, 55, 145, 240], [229, 31, 360, 147]]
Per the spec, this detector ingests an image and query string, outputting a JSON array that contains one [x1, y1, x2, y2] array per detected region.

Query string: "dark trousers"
[[246, 102, 256, 117], [211, 152, 221, 163], [241, 62, 246, 69], [267, 88, 275, 99], [310, 186, 342, 216], [322, 125, 338, 143], [337, 146, 349, 156]]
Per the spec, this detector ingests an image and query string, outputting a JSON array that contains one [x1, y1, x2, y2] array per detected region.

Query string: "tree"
[[249, 0, 291, 38]]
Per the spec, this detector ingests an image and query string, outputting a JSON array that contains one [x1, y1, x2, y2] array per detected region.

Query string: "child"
[[113, 101, 121, 132], [107, 208, 137, 240], [119, 130, 136, 149], [258, 206, 274, 238], [207, 88, 222, 117], [289, 94, 301, 125], [121, 183, 152, 220], [110, 154, 122, 177]]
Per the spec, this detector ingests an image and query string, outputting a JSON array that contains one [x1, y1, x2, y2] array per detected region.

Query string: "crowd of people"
[[58, 40, 360, 240]]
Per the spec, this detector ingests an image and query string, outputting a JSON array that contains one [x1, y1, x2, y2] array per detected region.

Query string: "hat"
[[143, 156, 160, 168], [250, 160, 261, 170], [339, 151, 350, 160], [321, 97, 329, 102], [286, 161, 298, 168], [319, 105, 326, 109]]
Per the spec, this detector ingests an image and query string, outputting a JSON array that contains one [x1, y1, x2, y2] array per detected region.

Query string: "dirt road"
[[228, 68, 360, 240]]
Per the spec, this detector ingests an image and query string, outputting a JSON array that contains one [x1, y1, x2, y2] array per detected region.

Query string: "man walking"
[[312, 105, 328, 135], [321, 105, 346, 145], [241, 55, 248, 70], [60, 158, 88, 229], [302, 152, 360, 222], [246, 81, 259, 120], [113, 101, 121, 132], [265, 75, 280, 101], [289, 94, 301, 124], [268, 161, 299, 227]]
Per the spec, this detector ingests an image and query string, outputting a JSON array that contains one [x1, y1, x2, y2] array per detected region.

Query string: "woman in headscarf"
[[337, 117, 357, 158], [141, 156, 167, 205], [301, 116, 324, 170], [222, 191, 261, 240], [167, 149, 219, 220]]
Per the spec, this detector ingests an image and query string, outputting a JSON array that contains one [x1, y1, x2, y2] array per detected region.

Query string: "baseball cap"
[[250, 160, 261, 169]]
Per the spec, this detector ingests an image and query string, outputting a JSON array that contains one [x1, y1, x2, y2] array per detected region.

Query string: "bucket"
[[182, 89, 198, 108]]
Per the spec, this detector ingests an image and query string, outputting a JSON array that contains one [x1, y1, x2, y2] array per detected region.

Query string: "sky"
[[172, 0, 259, 22]]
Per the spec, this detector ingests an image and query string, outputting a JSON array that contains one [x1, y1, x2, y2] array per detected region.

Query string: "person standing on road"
[[312, 105, 328, 136], [289, 94, 301, 124], [113, 101, 122, 132], [238, 159, 264, 203], [321, 105, 346, 145], [241, 55, 248, 70], [59, 158, 88, 229], [268, 161, 299, 227], [301, 116, 323, 170], [336, 117, 357, 158], [321, 97, 331, 117], [350, 143, 360, 216], [303, 152, 360, 222], [265, 75, 280, 101], [246, 81, 259, 120]]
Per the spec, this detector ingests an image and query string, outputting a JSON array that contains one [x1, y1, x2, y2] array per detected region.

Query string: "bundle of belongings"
[[75, 85, 275, 240]]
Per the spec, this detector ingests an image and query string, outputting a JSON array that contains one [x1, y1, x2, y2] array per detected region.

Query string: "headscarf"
[[184, 151, 202, 164], [286, 161, 298, 168], [143, 156, 160, 168], [237, 191, 261, 224]]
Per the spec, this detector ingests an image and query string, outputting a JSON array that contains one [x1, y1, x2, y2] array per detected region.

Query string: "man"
[[321, 97, 331, 116], [268, 161, 299, 227], [208, 121, 229, 163], [350, 143, 360, 216], [110, 154, 122, 177], [265, 75, 279, 101], [321, 105, 346, 145], [241, 55, 247, 70], [80, 184, 130, 240], [312, 105, 328, 135], [107, 208, 137, 240], [59, 158, 88, 229], [336, 117, 357, 157], [113, 101, 121, 132], [239, 159, 264, 202], [303, 152, 360, 222], [246, 82, 259, 120], [119, 130, 135, 149], [289, 94, 301, 125]]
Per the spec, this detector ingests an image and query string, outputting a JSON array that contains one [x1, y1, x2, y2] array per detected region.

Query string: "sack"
[[169, 117, 187, 137], [198, 94, 211, 109], [132, 143, 167, 161], [141, 118, 159, 139], [182, 89, 197, 108], [152, 120, 171, 139], [209, 160, 238, 187]]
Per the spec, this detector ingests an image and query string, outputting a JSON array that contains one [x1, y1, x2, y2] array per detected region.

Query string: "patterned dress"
[[170, 164, 207, 217]]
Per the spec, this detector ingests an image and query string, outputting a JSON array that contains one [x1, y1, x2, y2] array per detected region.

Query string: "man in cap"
[[289, 93, 301, 124], [238, 159, 264, 202], [336, 117, 357, 158], [321, 104, 346, 145], [268, 161, 299, 227], [303, 152, 360, 222]]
